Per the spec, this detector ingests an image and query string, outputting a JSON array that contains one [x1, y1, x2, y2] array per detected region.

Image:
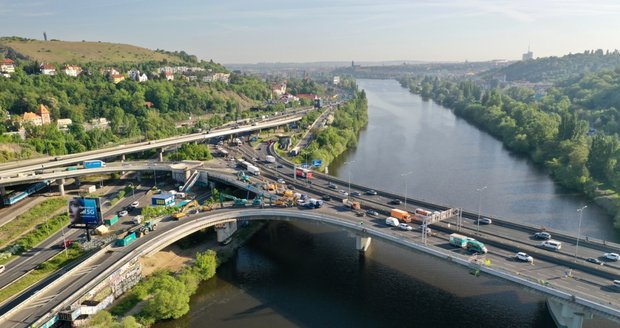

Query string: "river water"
[[155, 79, 618, 328]]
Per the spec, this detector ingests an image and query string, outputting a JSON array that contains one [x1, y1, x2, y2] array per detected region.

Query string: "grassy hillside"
[[0, 38, 180, 64]]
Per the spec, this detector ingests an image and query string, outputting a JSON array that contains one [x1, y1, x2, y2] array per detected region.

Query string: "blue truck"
[[83, 160, 105, 169]]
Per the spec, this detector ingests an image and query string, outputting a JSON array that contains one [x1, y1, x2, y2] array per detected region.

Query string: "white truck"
[[385, 217, 399, 227], [265, 155, 276, 163], [247, 165, 260, 176]]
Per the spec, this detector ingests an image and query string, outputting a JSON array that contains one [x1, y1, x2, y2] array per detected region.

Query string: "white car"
[[604, 252, 620, 261], [132, 215, 142, 224], [0, 265, 5, 273], [399, 223, 413, 231], [515, 252, 534, 263], [339, 190, 348, 196], [534, 231, 551, 240], [476, 217, 492, 225], [118, 210, 129, 217], [130, 201, 140, 208], [277, 178, 286, 184]]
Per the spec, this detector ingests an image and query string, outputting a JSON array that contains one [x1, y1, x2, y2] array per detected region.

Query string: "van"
[[541, 240, 562, 250], [385, 217, 399, 227]]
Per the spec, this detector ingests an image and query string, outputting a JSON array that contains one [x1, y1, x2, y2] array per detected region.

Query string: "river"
[[154, 79, 618, 328]]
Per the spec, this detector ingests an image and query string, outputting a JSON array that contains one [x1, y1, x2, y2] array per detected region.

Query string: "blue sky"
[[1, 0, 620, 64]]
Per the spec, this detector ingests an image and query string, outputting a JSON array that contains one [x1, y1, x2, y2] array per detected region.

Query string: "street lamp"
[[344, 160, 356, 199], [575, 205, 587, 262], [400, 171, 412, 211], [476, 186, 487, 233]]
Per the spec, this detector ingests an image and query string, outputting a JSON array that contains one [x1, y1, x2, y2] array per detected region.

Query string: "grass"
[[0, 246, 84, 304], [0, 39, 179, 64], [0, 198, 67, 249]]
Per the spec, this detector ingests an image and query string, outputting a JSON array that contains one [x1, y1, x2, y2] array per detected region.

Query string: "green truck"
[[449, 233, 488, 254], [116, 231, 136, 247], [104, 214, 119, 226]]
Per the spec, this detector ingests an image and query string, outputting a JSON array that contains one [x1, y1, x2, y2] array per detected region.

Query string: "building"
[[128, 69, 148, 82], [57, 118, 73, 129], [19, 104, 51, 127], [333, 76, 340, 85], [62, 65, 82, 77], [164, 72, 174, 81], [0, 58, 15, 74], [39, 104, 51, 124], [111, 74, 125, 84], [522, 46, 534, 61], [272, 82, 287, 98], [40, 63, 57, 75]]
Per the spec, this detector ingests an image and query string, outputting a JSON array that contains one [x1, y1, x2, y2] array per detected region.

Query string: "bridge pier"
[[216, 221, 238, 243], [57, 178, 65, 196], [546, 298, 592, 328], [120, 154, 126, 162], [355, 235, 372, 252], [158, 148, 164, 162], [0, 185, 5, 196]]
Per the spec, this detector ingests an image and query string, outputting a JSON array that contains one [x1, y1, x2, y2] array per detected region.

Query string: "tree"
[[89, 310, 115, 328], [194, 250, 217, 280], [143, 283, 190, 320]]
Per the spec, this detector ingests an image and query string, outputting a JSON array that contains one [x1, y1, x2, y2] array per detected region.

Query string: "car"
[[351, 191, 361, 197], [277, 164, 284, 169], [339, 190, 348, 196], [416, 225, 432, 234], [130, 201, 140, 208], [0, 265, 4, 273], [287, 184, 296, 190], [476, 217, 492, 225], [515, 252, 534, 263], [604, 253, 620, 261], [118, 210, 129, 217], [398, 223, 413, 231], [534, 231, 551, 240], [366, 209, 379, 216], [390, 199, 402, 205], [540, 240, 562, 250], [132, 215, 143, 224], [277, 178, 286, 184], [328, 183, 337, 189], [322, 195, 332, 201], [586, 258, 604, 265], [366, 190, 378, 195]]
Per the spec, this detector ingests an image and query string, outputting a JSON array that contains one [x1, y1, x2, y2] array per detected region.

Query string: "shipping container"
[[116, 232, 136, 247], [104, 214, 119, 226], [83, 160, 105, 169]]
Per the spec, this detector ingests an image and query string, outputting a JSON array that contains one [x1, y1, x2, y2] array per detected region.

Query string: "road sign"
[[312, 159, 323, 167], [301, 163, 309, 169]]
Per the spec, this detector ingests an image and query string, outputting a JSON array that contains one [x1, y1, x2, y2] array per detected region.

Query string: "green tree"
[[194, 250, 217, 280]]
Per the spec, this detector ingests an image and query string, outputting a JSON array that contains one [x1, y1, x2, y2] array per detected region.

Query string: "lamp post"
[[401, 171, 413, 211], [575, 205, 587, 262], [476, 186, 487, 233], [344, 160, 356, 199]]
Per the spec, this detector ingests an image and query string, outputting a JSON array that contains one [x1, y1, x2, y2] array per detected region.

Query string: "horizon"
[[1, 1, 620, 64]]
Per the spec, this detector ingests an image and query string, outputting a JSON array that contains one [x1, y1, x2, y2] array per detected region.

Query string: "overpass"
[[0, 110, 307, 181], [3, 204, 620, 328]]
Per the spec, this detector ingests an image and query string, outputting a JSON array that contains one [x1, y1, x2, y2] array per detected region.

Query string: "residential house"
[[57, 118, 73, 129], [164, 72, 174, 81], [40, 63, 57, 75], [39, 104, 51, 124], [101, 68, 120, 76], [272, 82, 287, 98], [1, 58, 15, 74], [21, 112, 43, 126], [62, 65, 82, 77], [111, 74, 125, 84], [128, 69, 148, 82], [333, 76, 340, 85]]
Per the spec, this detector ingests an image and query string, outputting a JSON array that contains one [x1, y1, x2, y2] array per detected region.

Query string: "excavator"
[[237, 171, 250, 183], [219, 193, 248, 208], [172, 200, 212, 220]]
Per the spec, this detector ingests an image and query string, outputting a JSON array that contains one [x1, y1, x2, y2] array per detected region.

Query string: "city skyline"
[[1, 0, 620, 64]]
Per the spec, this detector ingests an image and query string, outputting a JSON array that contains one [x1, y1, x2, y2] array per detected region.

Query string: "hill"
[[482, 50, 620, 83], [0, 37, 181, 64]]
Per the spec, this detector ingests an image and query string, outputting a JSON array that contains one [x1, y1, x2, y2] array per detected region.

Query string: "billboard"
[[312, 159, 323, 167], [68, 197, 103, 227]]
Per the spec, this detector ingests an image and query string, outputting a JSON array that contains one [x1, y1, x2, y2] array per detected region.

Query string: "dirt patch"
[[139, 241, 215, 276]]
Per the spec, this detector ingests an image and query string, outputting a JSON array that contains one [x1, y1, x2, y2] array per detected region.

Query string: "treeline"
[[298, 90, 368, 167], [0, 63, 273, 160], [400, 76, 620, 227], [483, 50, 620, 82]]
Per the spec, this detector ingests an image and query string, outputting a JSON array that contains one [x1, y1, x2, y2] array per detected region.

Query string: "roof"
[[22, 112, 41, 121], [40, 63, 56, 70], [39, 104, 49, 114], [296, 93, 317, 100], [1, 58, 14, 65]]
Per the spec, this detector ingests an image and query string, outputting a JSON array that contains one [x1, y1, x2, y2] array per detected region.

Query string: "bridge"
[[1, 115, 620, 327]]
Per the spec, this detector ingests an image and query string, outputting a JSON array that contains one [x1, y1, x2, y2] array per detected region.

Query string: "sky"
[[1, 0, 620, 64]]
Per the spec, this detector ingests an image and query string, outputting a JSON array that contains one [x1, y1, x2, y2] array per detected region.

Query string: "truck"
[[247, 165, 261, 176], [415, 208, 433, 218], [116, 231, 136, 247], [305, 198, 323, 209], [449, 233, 472, 248], [265, 155, 276, 163], [83, 160, 105, 169], [466, 240, 488, 254], [391, 209, 412, 223], [295, 168, 313, 179], [385, 217, 400, 227], [342, 198, 361, 210], [104, 214, 119, 226]]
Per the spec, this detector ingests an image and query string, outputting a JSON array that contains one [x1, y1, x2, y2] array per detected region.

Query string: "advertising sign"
[[312, 159, 323, 167], [68, 197, 102, 227]]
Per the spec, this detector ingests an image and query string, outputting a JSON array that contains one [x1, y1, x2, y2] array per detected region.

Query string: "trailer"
[[83, 160, 105, 169], [116, 232, 136, 247], [104, 214, 119, 226], [247, 165, 261, 176], [449, 233, 472, 248]]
